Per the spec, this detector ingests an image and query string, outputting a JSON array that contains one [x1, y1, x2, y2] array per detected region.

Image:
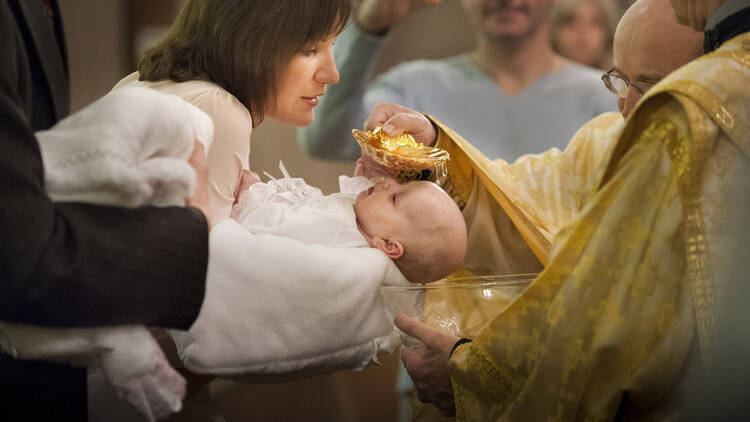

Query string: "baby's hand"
[[106, 344, 186, 421], [95, 328, 186, 421], [234, 169, 261, 204]]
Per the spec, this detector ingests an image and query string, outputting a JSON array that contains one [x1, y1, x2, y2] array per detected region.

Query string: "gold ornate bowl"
[[380, 274, 535, 341], [352, 127, 450, 172]]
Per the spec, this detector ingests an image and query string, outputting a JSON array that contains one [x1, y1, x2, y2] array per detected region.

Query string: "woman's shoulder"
[[170, 80, 250, 121], [116, 72, 252, 127]]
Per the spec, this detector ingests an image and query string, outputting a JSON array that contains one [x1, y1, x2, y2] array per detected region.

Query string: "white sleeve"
[[192, 88, 253, 223]]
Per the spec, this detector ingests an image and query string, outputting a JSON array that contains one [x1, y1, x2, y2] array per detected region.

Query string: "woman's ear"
[[371, 237, 404, 259]]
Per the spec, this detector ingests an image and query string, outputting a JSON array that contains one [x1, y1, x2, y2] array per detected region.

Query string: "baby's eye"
[[392, 194, 397, 204]]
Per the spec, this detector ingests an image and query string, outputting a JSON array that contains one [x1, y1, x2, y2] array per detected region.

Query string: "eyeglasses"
[[602, 69, 657, 99]]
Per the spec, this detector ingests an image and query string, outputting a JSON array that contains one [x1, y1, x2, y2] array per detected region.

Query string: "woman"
[[101, 1, 352, 419], [549, 0, 619, 70], [115, 0, 351, 224]]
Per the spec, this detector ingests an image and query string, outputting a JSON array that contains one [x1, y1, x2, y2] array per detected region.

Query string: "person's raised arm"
[[298, 0, 440, 160]]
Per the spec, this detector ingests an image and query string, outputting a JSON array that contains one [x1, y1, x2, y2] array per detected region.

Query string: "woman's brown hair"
[[138, 0, 351, 125]]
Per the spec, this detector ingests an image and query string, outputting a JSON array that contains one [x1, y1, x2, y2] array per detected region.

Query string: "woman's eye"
[[304, 47, 317, 56]]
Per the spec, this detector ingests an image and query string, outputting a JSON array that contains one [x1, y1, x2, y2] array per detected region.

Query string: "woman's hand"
[[357, 0, 443, 35], [186, 140, 211, 227], [395, 314, 459, 417], [364, 102, 438, 146]]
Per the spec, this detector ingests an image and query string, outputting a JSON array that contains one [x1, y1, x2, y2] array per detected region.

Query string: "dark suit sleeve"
[[0, 6, 208, 330]]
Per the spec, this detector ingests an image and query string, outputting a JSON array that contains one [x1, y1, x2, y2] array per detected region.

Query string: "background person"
[[549, 0, 619, 69], [298, 0, 617, 162]]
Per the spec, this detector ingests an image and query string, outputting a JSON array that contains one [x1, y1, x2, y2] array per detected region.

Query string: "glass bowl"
[[380, 274, 536, 342]]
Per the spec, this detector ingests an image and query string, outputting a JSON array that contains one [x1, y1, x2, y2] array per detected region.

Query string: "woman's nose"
[[315, 49, 339, 85]]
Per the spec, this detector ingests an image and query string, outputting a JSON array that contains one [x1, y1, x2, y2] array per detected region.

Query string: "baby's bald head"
[[354, 179, 466, 283]]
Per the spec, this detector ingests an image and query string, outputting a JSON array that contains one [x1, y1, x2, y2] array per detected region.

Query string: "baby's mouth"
[[367, 186, 374, 196]]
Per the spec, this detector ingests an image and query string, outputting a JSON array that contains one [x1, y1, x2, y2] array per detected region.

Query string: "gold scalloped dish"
[[352, 127, 450, 171]]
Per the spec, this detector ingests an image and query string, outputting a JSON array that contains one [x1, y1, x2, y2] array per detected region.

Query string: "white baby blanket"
[[39, 86, 213, 206], [171, 172, 410, 380]]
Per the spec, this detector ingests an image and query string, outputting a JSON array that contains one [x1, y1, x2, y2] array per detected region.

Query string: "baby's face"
[[354, 179, 450, 244]]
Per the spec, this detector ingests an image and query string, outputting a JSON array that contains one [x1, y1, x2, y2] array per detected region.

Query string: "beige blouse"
[[113, 72, 253, 223]]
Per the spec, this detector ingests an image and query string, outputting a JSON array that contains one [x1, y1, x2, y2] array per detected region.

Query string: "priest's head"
[[606, 0, 704, 117]]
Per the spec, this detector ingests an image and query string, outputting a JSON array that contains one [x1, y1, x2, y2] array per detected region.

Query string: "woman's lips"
[[301, 95, 321, 106]]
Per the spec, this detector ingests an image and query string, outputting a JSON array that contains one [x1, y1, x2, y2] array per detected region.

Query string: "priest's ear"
[[371, 237, 404, 260]]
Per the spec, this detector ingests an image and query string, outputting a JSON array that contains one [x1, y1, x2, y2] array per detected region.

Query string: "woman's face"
[[266, 36, 340, 127], [557, 2, 608, 68]]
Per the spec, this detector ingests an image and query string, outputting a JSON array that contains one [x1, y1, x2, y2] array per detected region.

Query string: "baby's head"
[[354, 178, 467, 283]]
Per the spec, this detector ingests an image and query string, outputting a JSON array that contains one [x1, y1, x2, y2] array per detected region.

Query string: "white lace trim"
[[231, 162, 324, 221]]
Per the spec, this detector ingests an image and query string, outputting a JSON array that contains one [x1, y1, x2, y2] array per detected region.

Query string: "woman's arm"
[[192, 89, 254, 224]]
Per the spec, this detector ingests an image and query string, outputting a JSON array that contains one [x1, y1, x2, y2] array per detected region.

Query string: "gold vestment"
[[433, 33, 750, 421]]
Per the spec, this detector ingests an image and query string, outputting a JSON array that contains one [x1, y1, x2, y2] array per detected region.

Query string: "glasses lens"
[[608, 74, 629, 97]]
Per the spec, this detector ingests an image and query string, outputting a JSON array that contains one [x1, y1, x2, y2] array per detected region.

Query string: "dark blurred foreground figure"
[[0, 1, 210, 419], [357, 0, 750, 419]]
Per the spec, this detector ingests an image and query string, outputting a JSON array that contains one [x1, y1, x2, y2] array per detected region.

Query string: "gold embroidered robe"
[[415, 111, 625, 422], [438, 33, 750, 421]]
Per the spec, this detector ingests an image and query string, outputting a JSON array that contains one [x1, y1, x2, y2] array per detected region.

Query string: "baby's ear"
[[371, 237, 404, 259]]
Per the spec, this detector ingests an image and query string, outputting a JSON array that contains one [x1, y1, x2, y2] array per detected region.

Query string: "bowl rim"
[[381, 273, 538, 291]]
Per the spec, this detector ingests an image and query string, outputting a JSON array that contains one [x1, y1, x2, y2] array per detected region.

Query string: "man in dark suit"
[[0, 0, 210, 419]]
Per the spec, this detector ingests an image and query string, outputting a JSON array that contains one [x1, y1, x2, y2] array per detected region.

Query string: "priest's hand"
[[357, 102, 438, 179], [395, 314, 459, 417], [364, 102, 438, 146]]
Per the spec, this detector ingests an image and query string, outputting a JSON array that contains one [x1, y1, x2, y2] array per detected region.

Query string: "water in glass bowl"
[[380, 274, 536, 343]]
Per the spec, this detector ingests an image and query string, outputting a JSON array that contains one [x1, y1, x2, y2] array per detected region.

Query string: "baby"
[[170, 167, 467, 381], [353, 177, 467, 283], [233, 167, 467, 284]]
